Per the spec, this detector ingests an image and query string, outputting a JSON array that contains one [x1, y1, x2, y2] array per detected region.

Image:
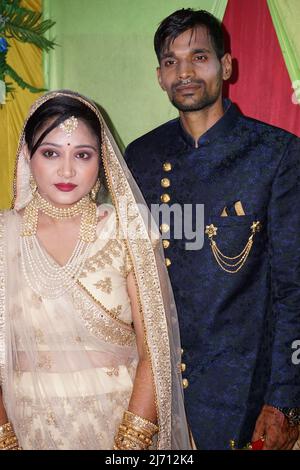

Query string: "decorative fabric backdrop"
[[223, 0, 300, 136], [1, 0, 300, 209], [0, 0, 44, 209]]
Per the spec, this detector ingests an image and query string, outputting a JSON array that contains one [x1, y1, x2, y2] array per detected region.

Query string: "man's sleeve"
[[265, 136, 300, 407]]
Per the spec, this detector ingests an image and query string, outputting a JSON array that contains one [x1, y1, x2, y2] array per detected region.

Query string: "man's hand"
[[252, 404, 299, 450]]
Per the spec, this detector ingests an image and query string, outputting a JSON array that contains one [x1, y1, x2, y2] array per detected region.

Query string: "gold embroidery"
[[119, 253, 133, 278], [78, 281, 131, 328], [119, 263, 127, 278], [80, 239, 122, 278], [103, 146, 172, 449], [105, 367, 119, 377], [110, 305, 122, 319], [16, 392, 129, 449], [37, 354, 52, 370], [31, 292, 42, 309], [73, 283, 135, 347], [124, 250, 133, 276], [46, 410, 57, 427], [34, 328, 45, 344], [94, 277, 112, 294]]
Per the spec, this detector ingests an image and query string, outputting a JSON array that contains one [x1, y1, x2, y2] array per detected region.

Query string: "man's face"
[[157, 26, 231, 112]]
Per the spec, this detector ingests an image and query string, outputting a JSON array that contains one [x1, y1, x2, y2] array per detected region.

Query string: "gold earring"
[[90, 178, 100, 202], [29, 174, 37, 194]]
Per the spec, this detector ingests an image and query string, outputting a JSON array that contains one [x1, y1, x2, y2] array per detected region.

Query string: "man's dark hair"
[[154, 8, 225, 62]]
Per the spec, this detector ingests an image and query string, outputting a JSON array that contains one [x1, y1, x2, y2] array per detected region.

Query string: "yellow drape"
[[0, 0, 44, 209]]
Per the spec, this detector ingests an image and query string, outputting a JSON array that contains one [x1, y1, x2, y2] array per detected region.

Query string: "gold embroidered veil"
[[1, 90, 191, 449]]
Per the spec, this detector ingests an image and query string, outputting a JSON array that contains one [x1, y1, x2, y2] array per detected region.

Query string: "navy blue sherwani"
[[125, 100, 300, 449]]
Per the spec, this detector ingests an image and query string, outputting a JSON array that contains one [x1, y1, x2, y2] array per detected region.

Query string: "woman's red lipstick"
[[54, 183, 77, 192]]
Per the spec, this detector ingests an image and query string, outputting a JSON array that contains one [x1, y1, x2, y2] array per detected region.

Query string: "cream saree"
[[0, 90, 191, 450]]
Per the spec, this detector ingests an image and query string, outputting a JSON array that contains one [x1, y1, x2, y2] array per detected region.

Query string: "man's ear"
[[156, 66, 166, 91], [221, 53, 232, 81]]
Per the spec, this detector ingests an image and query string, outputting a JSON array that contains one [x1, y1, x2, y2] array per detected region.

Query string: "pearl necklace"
[[20, 193, 97, 299]]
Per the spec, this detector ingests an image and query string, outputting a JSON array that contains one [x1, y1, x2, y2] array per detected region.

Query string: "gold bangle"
[[0, 422, 21, 450], [123, 411, 158, 435], [116, 428, 151, 449], [114, 411, 159, 450], [0, 422, 14, 436]]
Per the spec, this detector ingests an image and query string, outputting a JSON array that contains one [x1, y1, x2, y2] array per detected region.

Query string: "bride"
[[0, 90, 191, 450]]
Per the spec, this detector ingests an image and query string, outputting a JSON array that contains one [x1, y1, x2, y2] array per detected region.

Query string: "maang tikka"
[[59, 116, 78, 137]]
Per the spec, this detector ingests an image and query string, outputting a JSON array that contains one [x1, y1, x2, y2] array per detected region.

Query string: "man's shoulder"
[[126, 118, 179, 155], [239, 113, 299, 143]]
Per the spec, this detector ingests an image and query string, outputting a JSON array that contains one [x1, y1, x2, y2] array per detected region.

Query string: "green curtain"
[[43, 0, 228, 149], [268, 0, 300, 102]]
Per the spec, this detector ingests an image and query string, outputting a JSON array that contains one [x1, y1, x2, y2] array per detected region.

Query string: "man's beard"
[[170, 77, 222, 112]]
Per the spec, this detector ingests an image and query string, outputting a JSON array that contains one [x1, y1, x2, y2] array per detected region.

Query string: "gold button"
[[160, 193, 171, 203], [181, 348, 184, 355], [181, 363, 186, 372], [165, 257, 171, 267], [160, 223, 169, 233], [182, 378, 189, 389], [161, 178, 170, 188], [162, 239, 170, 249], [163, 162, 172, 172]]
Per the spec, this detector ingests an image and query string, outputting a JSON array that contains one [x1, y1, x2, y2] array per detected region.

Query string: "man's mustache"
[[172, 79, 206, 91]]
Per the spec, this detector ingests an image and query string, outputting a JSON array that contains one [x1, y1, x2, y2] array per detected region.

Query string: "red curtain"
[[223, 0, 300, 136]]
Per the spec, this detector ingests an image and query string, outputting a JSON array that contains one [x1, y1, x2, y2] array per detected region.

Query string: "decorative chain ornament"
[[205, 220, 262, 274]]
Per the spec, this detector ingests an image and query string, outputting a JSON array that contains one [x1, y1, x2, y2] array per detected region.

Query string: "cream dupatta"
[[0, 91, 191, 449]]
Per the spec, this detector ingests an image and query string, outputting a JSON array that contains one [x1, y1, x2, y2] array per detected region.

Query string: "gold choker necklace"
[[35, 192, 89, 219], [21, 192, 97, 243]]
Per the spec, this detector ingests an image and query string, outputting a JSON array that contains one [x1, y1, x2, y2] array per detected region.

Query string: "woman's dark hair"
[[25, 94, 102, 158], [154, 8, 225, 62]]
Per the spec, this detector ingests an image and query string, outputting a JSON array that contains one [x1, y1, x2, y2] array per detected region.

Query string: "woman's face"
[[30, 118, 100, 207]]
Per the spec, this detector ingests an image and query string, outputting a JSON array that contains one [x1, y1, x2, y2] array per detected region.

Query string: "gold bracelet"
[[0, 422, 21, 450], [123, 411, 159, 436], [115, 427, 150, 450], [0, 422, 13, 436], [114, 411, 159, 450]]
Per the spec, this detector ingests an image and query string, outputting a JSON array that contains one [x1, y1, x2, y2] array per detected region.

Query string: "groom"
[[125, 9, 300, 449]]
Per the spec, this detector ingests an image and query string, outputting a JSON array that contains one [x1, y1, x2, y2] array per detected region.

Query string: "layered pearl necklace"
[[20, 192, 97, 299]]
